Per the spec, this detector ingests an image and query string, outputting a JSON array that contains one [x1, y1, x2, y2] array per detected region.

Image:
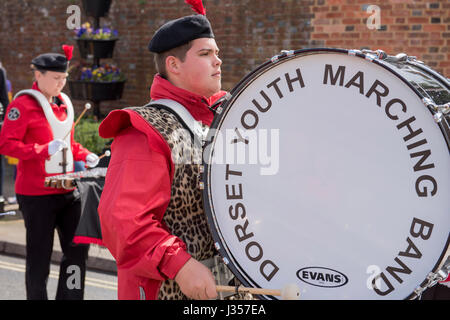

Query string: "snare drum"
[[202, 48, 450, 300], [44, 167, 107, 189]]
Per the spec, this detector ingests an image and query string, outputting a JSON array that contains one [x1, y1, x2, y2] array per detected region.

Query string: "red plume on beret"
[[62, 45, 74, 61], [185, 0, 206, 15]]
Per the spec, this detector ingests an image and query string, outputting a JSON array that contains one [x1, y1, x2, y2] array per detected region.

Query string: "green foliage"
[[73, 118, 111, 155]]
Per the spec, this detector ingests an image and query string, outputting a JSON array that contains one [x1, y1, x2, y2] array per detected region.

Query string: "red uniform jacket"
[[0, 82, 91, 195], [98, 75, 226, 300]]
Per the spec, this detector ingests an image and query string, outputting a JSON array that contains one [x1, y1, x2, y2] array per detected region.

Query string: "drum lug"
[[433, 112, 444, 123], [376, 49, 388, 60], [423, 99, 450, 123], [362, 49, 388, 60], [280, 50, 295, 56], [411, 259, 450, 299], [270, 54, 280, 63], [438, 102, 450, 117], [270, 50, 295, 63], [394, 53, 408, 62], [360, 49, 413, 62], [215, 93, 232, 115], [422, 97, 434, 107], [348, 49, 361, 57]]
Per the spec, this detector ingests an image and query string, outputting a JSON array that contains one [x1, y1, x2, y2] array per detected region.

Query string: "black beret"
[[31, 53, 69, 73], [148, 14, 214, 53]]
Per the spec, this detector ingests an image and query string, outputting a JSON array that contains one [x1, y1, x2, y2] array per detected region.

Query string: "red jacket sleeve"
[[0, 99, 50, 160], [98, 125, 191, 281]]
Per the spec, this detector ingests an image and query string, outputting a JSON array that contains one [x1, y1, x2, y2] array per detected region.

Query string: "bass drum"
[[202, 48, 450, 300]]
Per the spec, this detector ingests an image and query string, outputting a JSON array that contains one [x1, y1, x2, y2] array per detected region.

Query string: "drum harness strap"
[[147, 99, 242, 299], [14, 89, 75, 174], [147, 99, 209, 145]]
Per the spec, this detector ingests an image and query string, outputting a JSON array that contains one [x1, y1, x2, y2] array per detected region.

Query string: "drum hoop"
[[202, 48, 450, 299]]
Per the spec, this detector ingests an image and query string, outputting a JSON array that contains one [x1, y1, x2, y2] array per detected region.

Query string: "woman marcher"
[[0, 45, 99, 300]]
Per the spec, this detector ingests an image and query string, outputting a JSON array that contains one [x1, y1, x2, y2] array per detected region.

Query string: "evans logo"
[[296, 267, 348, 288]]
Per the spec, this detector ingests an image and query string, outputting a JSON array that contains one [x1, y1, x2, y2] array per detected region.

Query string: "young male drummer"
[[0, 46, 99, 300], [98, 1, 228, 300]]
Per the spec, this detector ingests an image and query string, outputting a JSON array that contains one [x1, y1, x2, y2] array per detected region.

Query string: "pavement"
[[0, 161, 117, 275]]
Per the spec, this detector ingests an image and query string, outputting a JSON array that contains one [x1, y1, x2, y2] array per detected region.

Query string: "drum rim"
[[202, 47, 450, 299]]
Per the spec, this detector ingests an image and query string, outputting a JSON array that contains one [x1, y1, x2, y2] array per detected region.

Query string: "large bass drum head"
[[203, 49, 450, 299]]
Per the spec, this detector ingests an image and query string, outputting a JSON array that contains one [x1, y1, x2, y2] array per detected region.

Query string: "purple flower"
[[76, 63, 124, 82], [80, 69, 93, 81], [76, 28, 86, 38]]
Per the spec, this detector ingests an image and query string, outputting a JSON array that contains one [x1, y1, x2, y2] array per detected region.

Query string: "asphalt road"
[[0, 253, 117, 300]]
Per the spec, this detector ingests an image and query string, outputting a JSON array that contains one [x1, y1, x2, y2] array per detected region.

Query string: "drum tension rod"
[[358, 49, 422, 64], [423, 99, 450, 123]]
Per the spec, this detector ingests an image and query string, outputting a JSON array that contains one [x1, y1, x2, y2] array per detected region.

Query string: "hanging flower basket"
[[68, 80, 125, 102], [82, 0, 112, 18], [76, 39, 117, 59], [74, 24, 119, 59], [68, 63, 126, 101]]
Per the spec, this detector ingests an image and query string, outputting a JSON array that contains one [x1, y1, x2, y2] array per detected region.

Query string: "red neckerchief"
[[150, 74, 226, 127]]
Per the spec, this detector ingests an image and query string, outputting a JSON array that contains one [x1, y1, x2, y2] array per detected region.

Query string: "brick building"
[[0, 0, 448, 116]]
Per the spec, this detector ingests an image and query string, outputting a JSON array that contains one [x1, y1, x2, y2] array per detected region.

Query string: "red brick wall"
[[310, 0, 449, 73], [0, 0, 448, 116]]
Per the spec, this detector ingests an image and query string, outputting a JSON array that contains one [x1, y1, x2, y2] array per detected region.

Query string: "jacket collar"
[[150, 74, 214, 126]]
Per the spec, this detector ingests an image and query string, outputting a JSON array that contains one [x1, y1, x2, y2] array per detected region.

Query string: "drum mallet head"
[[281, 284, 301, 300], [98, 150, 111, 160], [71, 102, 92, 134]]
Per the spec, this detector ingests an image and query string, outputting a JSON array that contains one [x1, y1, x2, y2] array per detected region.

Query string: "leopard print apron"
[[128, 105, 216, 300]]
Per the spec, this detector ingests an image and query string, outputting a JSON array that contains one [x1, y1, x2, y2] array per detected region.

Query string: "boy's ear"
[[165, 56, 180, 76], [34, 70, 42, 81]]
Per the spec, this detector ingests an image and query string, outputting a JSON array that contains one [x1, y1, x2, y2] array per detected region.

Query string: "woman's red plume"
[[184, 0, 206, 15], [62, 45, 74, 61]]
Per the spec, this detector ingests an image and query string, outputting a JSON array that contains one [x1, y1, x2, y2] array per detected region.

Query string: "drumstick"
[[63, 103, 92, 141], [98, 150, 111, 160], [73, 102, 92, 129], [216, 283, 300, 300]]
